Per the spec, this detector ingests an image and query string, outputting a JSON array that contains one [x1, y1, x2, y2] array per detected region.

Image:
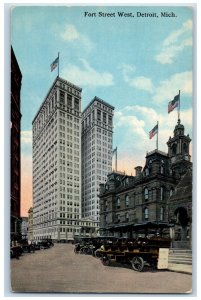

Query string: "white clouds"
[[155, 19, 192, 64], [113, 105, 192, 174], [60, 24, 94, 52], [163, 19, 192, 47], [119, 64, 154, 93], [124, 105, 159, 122], [62, 59, 114, 87], [60, 24, 79, 41], [21, 130, 32, 144], [129, 76, 154, 93], [153, 71, 192, 103], [114, 112, 146, 138], [119, 64, 192, 107]]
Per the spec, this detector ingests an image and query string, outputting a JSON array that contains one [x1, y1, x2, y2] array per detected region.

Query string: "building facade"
[[32, 76, 83, 241], [28, 207, 33, 241], [81, 97, 114, 222], [21, 217, 28, 240], [11, 46, 22, 242], [99, 120, 192, 247]]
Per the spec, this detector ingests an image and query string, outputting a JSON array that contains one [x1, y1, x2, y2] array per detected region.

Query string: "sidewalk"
[[168, 263, 192, 275]]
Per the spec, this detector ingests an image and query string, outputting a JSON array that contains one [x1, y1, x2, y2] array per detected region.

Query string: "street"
[[11, 243, 192, 294]]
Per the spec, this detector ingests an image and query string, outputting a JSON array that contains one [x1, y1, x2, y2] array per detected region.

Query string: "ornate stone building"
[[167, 119, 192, 248], [99, 120, 192, 248], [11, 46, 22, 241]]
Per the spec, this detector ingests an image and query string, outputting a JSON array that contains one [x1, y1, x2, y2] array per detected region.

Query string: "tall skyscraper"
[[81, 97, 114, 222], [32, 76, 82, 241], [11, 46, 22, 242]]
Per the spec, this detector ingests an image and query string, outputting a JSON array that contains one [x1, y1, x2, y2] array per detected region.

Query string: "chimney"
[[135, 166, 142, 176]]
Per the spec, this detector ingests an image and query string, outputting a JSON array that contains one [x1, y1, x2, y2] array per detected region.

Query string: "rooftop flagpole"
[[115, 146, 117, 172], [178, 90, 181, 121], [156, 121, 159, 150], [58, 52, 60, 77]]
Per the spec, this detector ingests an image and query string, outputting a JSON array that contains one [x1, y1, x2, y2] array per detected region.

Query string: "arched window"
[[144, 187, 149, 201], [125, 195, 129, 207], [160, 207, 164, 221], [144, 207, 149, 220], [172, 143, 177, 155], [183, 143, 188, 154], [170, 188, 174, 197], [116, 197, 121, 209], [160, 160, 164, 174], [160, 187, 165, 201], [145, 168, 149, 176], [125, 212, 129, 222], [105, 200, 108, 211]]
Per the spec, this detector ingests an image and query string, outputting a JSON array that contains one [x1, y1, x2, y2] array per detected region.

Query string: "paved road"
[[11, 244, 192, 294]]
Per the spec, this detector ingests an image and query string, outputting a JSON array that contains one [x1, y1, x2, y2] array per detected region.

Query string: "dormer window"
[[145, 168, 149, 176], [149, 159, 152, 165]]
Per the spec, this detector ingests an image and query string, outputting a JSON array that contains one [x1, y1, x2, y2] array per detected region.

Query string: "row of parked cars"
[[74, 235, 171, 272], [10, 239, 54, 259]]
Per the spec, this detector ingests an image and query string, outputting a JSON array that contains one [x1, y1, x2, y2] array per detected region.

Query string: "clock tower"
[[167, 118, 191, 176]]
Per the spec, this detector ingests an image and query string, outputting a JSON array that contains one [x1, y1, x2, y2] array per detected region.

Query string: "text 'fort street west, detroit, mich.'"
[[84, 11, 177, 18]]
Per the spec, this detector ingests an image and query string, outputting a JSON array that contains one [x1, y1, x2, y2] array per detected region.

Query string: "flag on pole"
[[112, 147, 117, 155], [168, 94, 180, 113], [149, 124, 158, 139], [50, 56, 59, 72]]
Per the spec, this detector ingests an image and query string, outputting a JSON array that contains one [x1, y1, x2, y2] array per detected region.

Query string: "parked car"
[[10, 245, 23, 259], [98, 236, 171, 272]]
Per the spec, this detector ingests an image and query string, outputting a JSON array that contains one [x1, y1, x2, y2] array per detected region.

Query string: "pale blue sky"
[[11, 5, 193, 173]]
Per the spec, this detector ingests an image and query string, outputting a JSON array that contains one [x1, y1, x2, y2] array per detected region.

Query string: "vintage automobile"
[[31, 240, 51, 250], [10, 245, 23, 259], [18, 240, 35, 253], [74, 236, 117, 256], [98, 236, 171, 272]]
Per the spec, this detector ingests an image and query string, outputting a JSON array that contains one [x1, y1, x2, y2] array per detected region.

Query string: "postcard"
[[10, 4, 193, 294]]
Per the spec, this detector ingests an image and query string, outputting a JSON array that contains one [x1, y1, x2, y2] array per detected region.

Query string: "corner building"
[[32, 76, 82, 242], [99, 120, 192, 248], [81, 97, 114, 222]]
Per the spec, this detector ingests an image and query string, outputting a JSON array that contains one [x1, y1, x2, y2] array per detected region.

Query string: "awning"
[[133, 221, 175, 230], [105, 221, 174, 232]]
